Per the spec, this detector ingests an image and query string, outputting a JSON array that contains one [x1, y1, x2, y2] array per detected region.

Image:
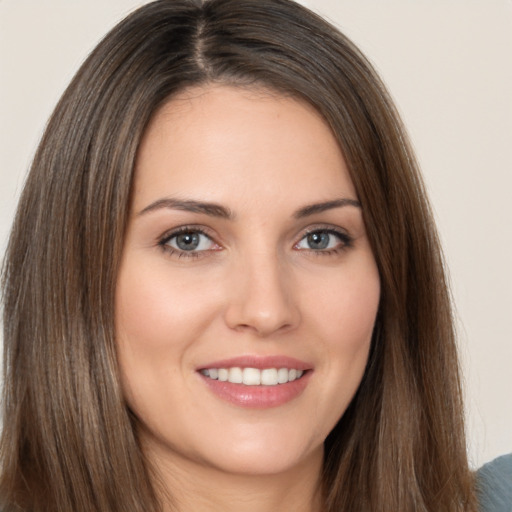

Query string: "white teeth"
[[201, 367, 305, 386], [243, 367, 261, 385], [277, 367, 289, 384], [261, 368, 278, 386], [228, 367, 243, 384]]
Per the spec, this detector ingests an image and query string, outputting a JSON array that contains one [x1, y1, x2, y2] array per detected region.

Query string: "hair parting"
[[1, 1, 477, 511]]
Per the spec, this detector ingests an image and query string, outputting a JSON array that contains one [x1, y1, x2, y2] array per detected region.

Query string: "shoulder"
[[476, 453, 512, 512]]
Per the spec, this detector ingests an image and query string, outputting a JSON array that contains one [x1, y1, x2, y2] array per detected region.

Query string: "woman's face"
[[115, 85, 380, 477]]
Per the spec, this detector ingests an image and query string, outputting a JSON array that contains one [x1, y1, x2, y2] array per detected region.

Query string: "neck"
[[147, 445, 324, 512]]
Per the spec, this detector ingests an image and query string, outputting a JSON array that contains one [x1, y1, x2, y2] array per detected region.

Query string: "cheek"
[[305, 258, 380, 420], [308, 258, 380, 350], [115, 259, 219, 352], [114, 259, 218, 426], [113, 258, 225, 417], [333, 280, 380, 347]]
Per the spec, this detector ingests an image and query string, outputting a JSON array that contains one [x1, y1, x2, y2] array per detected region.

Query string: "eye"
[[159, 227, 218, 256], [295, 229, 352, 252]]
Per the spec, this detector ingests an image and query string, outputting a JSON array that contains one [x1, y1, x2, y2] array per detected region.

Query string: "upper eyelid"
[[300, 225, 347, 234], [295, 225, 354, 250], [159, 225, 216, 243], [298, 224, 351, 238], [157, 227, 219, 258], [157, 223, 352, 248]]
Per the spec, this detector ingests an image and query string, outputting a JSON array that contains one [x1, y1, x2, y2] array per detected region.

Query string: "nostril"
[[223, 265, 301, 335], [229, 318, 297, 337]]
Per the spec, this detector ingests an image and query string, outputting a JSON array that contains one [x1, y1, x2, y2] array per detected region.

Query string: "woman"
[[1, 1, 510, 511]]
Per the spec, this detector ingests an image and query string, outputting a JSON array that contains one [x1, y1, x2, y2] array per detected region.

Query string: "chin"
[[204, 448, 322, 477], [188, 426, 325, 477]]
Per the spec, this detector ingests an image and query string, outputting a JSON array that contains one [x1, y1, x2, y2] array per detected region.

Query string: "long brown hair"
[[1, 1, 476, 510]]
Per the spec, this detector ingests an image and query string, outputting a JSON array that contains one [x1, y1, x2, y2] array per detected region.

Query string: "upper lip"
[[197, 355, 312, 371]]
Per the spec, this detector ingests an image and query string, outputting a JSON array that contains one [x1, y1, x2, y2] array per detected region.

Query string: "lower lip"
[[199, 371, 312, 408]]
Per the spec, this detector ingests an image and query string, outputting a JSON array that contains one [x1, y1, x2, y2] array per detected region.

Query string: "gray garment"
[[477, 454, 512, 512]]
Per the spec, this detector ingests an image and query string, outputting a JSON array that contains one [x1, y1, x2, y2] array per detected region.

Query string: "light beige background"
[[1, 0, 510, 468]]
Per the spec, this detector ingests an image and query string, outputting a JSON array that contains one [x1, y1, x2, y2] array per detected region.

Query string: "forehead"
[[132, 84, 357, 213]]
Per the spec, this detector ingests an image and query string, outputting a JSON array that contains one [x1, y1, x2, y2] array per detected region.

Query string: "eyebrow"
[[138, 198, 233, 219], [138, 196, 360, 219], [294, 198, 361, 218]]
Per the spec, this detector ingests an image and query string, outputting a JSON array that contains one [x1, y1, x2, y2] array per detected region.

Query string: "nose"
[[223, 252, 301, 337]]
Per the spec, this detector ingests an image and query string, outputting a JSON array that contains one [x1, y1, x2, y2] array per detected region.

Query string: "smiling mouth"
[[199, 367, 305, 386]]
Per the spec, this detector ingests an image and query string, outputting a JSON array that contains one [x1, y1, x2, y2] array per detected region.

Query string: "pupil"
[[176, 232, 199, 251], [308, 232, 329, 250]]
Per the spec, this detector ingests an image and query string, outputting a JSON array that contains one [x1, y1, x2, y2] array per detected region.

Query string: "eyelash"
[[157, 225, 353, 259], [296, 227, 354, 256], [158, 226, 215, 259]]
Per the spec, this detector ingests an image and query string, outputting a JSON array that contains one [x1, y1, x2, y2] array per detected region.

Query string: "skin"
[[115, 85, 380, 512]]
